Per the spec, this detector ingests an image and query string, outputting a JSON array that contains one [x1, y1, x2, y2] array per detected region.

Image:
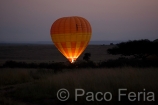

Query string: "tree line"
[[107, 39, 158, 60]]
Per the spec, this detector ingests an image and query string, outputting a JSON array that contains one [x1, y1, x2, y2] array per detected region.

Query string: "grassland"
[[0, 44, 119, 64], [0, 44, 158, 105], [0, 68, 158, 105]]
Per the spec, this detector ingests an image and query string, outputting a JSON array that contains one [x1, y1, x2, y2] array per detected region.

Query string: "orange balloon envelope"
[[50, 16, 92, 63]]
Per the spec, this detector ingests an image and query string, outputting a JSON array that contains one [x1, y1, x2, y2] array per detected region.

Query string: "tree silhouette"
[[107, 39, 155, 60], [153, 39, 158, 57], [83, 53, 91, 62]]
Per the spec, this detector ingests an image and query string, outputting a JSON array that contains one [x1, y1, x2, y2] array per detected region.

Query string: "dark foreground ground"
[[0, 44, 158, 105], [0, 68, 158, 105]]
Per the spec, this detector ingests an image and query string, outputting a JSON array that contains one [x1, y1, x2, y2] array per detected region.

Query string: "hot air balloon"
[[50, 16, 92, 63]]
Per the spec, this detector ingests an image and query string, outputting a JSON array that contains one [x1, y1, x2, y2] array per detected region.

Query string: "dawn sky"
[[0, 0, 158, 42]]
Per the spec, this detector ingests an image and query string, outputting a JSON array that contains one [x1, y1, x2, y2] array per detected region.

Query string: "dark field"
[[0, 44, 158, 105], [0, 44, 119, 64]]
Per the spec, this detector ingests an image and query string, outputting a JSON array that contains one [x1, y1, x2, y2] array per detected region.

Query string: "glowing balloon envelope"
[[50, 16, 92, 63]]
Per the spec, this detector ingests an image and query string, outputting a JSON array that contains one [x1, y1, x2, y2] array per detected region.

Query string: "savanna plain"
[[0, 44, 158, 105]]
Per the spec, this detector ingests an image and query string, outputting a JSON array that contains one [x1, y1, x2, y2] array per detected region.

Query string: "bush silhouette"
[[107, 39, 156, 60], [83, 53, 91, 62]]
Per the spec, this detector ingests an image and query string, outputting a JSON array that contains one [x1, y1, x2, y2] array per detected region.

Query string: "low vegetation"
[[1, 57, 158, 70], [0, 67, 158, 105]]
